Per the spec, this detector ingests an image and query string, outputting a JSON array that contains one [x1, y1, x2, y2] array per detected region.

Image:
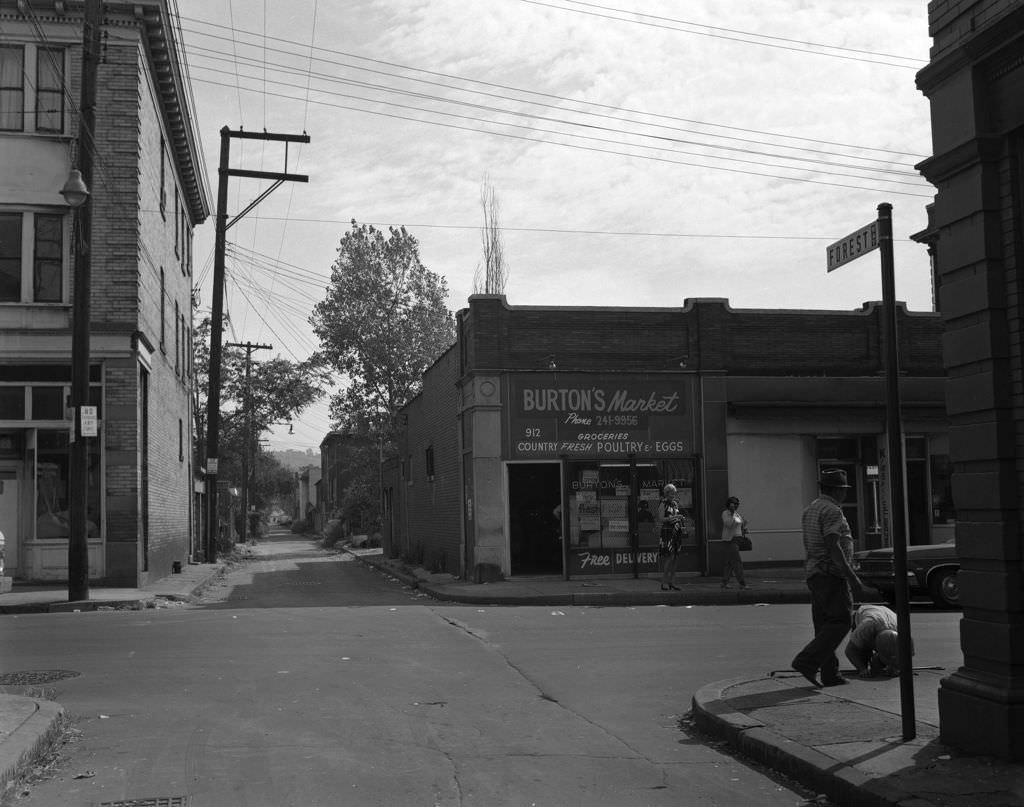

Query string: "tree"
[[310, 220, 455, 442], [192, 313, 328, 503], [472, 174, 510, 295], [310, 221, 455, 533]]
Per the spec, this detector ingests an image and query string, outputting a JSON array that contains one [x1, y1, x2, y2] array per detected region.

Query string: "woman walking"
[[720, 495, 749, 589], [658, 484, 687, 591]]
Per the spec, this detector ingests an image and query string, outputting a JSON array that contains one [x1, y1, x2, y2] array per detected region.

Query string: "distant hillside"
[[271, 449, 321, 471]]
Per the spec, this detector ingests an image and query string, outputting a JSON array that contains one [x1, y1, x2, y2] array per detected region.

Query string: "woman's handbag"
[[735, 533, 752, 552]]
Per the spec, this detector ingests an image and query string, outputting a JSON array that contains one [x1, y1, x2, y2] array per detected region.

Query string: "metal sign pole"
[[878, 202, 916, 741]]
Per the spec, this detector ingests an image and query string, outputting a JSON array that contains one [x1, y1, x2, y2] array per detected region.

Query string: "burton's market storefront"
[[383, 295, 950, 583], [505, 375, 701, 578]]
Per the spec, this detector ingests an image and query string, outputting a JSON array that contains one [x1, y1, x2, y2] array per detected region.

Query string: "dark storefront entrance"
[[508, 463, 562, 576]]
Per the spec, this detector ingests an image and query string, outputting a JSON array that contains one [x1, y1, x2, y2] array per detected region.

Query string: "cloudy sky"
[[175, 0, 936, 453]]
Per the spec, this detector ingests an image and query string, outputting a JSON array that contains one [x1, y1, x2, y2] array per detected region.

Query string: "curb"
[[690, 679, 941, 807], [0, 698, 66, 798], [0, 564, 227, 615], [352, 552, 810, 607]]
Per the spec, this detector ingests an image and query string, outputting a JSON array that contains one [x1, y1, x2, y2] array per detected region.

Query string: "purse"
[[736, 534, 752, 552]]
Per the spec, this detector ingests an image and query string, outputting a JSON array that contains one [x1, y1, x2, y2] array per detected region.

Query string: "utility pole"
[[225, 341, 271, 545], [67, 0, 103, 601], [204, 128, 308, 562]]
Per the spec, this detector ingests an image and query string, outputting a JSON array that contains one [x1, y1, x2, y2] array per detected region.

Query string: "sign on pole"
[[79, 405, 98, 437], [829, 206, 916, 741], [826, 221, 879, 272]]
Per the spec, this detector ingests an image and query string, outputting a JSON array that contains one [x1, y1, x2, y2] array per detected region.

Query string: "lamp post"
[[63, 165, 91, 602], [64, 0, 102, 602]]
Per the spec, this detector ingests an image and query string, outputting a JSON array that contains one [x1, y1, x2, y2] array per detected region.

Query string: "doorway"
[[508, 463, 562, 576]]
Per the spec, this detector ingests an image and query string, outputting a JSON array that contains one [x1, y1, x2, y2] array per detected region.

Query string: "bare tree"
[[473, 174, 510, 295]]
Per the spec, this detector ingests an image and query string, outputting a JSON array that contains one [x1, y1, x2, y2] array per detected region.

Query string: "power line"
[[523, 0, 927, 69], [185, 44, 922, 177], [191, 75, 934, 198], [178, 15, 927, 158]]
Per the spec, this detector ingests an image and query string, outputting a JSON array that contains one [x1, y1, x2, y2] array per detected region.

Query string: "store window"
[[0, 386, 25, 419], [35, 430, 101, 540], [31, 387, 63, 420], [565, 460, 700, 561]]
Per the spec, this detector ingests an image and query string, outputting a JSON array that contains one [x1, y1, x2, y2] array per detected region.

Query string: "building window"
[[159, 267, 166, 352], [0, 211, 67, 304], [159, 137, 166, 216], [0, 212, 21, 300], [425, 446, 435, 481], [0, 46, 25, 131], [0, 45, 65, 134], [35, 48, 65, 133], [174, 188, 180, 258], [33, 213, 63, 301], [174, 300, 180, 374]]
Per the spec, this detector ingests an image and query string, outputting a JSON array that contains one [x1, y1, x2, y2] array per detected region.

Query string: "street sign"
[[79, 405, 98, 437], [826, 220, 879, 272], [206, 458, 219, 474]]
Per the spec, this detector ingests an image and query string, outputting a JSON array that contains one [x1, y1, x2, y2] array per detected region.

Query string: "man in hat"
[[845, 604, 908, 677], [791, 468, 865, 687]]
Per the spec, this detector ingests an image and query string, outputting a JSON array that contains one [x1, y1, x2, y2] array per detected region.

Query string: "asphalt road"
[[0, 531, 962, 807]]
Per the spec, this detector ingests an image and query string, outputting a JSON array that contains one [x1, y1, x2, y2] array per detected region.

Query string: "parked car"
[[852, 542, 960, 608]]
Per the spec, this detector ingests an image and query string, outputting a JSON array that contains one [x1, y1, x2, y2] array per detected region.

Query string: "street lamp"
[[60, 169, 89, 208], [66, 0, 103, 604], [64, 165, 92, 602]]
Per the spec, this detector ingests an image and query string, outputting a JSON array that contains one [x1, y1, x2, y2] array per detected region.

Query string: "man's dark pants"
[[793, 573, 852, 679]]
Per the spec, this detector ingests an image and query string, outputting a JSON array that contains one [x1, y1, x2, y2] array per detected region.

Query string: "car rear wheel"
[[929, 568, 960, 608]]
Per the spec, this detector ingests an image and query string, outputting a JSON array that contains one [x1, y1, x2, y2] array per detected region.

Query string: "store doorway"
[[508, 463, 562, 576]]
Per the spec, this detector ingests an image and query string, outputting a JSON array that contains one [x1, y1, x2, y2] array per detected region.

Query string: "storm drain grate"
[[0, 669, 80, 686], [95, 798, 190, 807]]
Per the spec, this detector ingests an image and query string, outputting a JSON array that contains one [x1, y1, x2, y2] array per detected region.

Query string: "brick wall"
[[462, 296, 943, 378], [89, 27, 195, 582], [400, 346, 462, 573]]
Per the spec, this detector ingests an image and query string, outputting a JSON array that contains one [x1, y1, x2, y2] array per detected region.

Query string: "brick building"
[[915, 1, 1024, 761], [319, 430, 375, 536], [383, 295, 950, 582], [0, 0, 209, 583]]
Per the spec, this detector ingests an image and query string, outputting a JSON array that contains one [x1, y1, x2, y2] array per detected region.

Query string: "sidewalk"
[[0, 559, 226, 614], [691, 670, 1024, 807]]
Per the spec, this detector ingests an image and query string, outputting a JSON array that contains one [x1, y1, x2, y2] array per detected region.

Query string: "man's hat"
[[820, 468, 851, 488]]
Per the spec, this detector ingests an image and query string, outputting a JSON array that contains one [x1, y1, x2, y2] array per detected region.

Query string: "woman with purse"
[[658, 483, 686, 591], [720, 495, 750, 589]]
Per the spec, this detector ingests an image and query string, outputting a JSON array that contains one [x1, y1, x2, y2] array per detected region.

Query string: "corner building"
[[915, 0, 1024, 761], [383, 295, 950, 582], [0, 1, 210, 584]]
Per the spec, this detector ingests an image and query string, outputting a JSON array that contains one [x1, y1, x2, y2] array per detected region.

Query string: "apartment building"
[[0, 0, 210, 584]]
